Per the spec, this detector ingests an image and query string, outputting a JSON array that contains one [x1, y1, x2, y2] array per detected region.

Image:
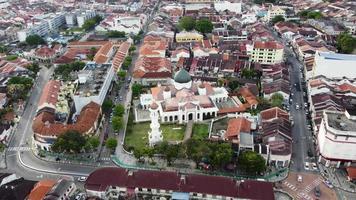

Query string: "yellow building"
[[175, 31, 204, 43], [248, 41, 284, 65], [265, 6, 286, 22]]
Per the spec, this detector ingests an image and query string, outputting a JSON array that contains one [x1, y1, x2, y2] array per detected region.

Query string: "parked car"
[[314, 186, 321, 197], [323, 180, 334, 188], [312, 163, 318, 170], [295, 104, 300, 110], [305, 162, 310, 170]]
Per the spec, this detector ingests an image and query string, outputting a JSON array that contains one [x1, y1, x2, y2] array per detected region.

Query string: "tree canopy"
[[270, 93, 284, 108], [82, 15, 103, 31], [336, 32, 356, 54], [113, 104, 125, 117], [195, 19, 214, 34], [238, 151, 266, 175], [132, 83, 142, 97], [26, 34, 46, 46], [107, 30, 126, 38], [106, 137, 118, 151], [54, 61, 85, 81], [178, 16, 196, 31], [298, 10, 323, 19], [112, 116, 123, 131], [102, 99, 113, 113], [117, 70, 127, 79], [51, 131, 87, 153], [271, 15, 285, 25]]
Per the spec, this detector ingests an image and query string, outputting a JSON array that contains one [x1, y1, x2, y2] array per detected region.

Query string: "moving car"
[[312, 163, 318, 170], [314, 186, 321, 197], [78, 176, 87, 182], [295, 104, 300, 110], [323, 180, 334, 188], [297, 175, 303, 182]]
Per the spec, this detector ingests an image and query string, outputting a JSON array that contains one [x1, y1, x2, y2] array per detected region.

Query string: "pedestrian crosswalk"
[[283, 181, 297, 191], [7, 147, 31, 152], [100, 157, 111, 161], [296, 177, 322, 200]]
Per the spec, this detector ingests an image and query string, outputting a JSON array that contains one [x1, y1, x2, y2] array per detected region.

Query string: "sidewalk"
[[319, 164, 356, 193]]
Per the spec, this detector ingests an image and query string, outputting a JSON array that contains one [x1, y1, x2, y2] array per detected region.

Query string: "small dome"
[[174, 68, 191, 84], [150, 102, 159, 110], [164, 86, 170, 92]]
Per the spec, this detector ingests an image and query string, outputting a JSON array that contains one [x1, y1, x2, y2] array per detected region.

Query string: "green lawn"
[[5, 55, 18, 61], [124, 122, 185, 151], [192, 123, 210, 140]]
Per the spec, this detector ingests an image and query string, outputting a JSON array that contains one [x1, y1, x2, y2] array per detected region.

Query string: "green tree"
[[117, 70, 127, 80], [5, 55, 18, 61], [228, 80, 240, 92], [113, 104, 125, 117], [271, 15, 285, 25], [156, 141, 179, 166], [186, 139, 211, 165], [102, 99, 113, 113], [112, 116, 123, 131], [208, 142, 233, 169], [307, 11, 323, 19], [178, 16, 196, 31], [121, 56, 132, 70], [106, 137, 118, 151], [336, 32, 356, 54], [132, 83, 142, 97], [195, 19, 214, 34], [27, 62, 41, 76], [133, 148, 145, 160], [0, 44, 7, 53], [238, 151, 266, 175], [129, 46, 136, 53], [7, 76, 33, 99], [270, 93, 284, 108], [107, 31, 126, 38], [241, 69, 257, 79], [86, 136, 100, 150], [51, 131, 87, 153], [25, 34, 45, 46], [257, 97, 272, 111]]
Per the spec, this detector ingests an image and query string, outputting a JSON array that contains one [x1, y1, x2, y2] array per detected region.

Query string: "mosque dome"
[[174, 68, 191, 84]]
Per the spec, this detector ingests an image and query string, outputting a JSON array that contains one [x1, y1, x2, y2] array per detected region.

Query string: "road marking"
[[100, 157, 111, 161], [7, 147, 31, 152]]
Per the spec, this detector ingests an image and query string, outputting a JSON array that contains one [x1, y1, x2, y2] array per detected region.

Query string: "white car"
[[312, 163, 318, 170], [304, 162, 310, 170], [297, 175, 303, 182], [78, 176, 87, 182], [295, 104, 300, 110]]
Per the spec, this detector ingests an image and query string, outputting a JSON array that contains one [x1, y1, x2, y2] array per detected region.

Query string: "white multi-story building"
[[45, 13, 66, 31], [96, 14, 147, 34], [247, 41, 284, 65], [264, 6, 286, 22], [72, 62, 114, 114], [17, 20, 50, 42], [77, 10, 96, 28], [65, 13, 77, 27], [318, 110, 356, 168]]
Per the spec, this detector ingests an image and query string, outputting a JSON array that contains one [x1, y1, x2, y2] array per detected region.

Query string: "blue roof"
[[171, 192, 190, 200]]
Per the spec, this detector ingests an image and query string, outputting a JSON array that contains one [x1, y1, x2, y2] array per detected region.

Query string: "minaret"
[[148, 102, 163, 147]]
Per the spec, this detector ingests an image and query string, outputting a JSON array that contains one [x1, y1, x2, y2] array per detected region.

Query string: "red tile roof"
[[133, 56, 172, 79], [85, 167, 275, 200], [225, 117, 251, 140], [260, 107, 289, 122], [33, 101, 101, 137], [38, 80, 61, 107], [93, 42, 113, 64], [35, 46, 56, 58], [347, 167, 356, 180], [28, 179, 56, 200], [112, 41, 131, 72]]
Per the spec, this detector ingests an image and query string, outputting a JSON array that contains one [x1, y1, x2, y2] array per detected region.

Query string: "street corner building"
[[84, 167, 275, 200]]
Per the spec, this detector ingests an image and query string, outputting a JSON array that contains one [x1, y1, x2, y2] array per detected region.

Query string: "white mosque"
[[140, 68, 229, 124]]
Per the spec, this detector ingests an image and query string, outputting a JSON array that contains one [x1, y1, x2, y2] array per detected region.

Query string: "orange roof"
[[347, 167, 356, 180], [239, 87, 258, 107], [225, 117, 251, 140], [28, 179, 56, 200], [33, 101, 101, 136], [93, 42, 113, 64], [133, 56, 172, 78], [68, 41, 108, 48], [38, 80, 61, 107], [254, 41, 283, 50], [260, 107, 289, 122], [139, 36, 167, 56]]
